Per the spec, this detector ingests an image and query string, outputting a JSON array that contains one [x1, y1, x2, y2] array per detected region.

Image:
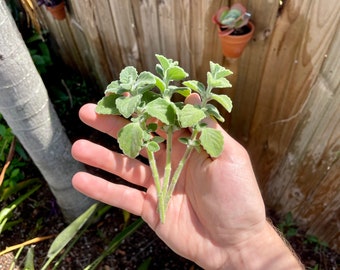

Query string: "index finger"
[[79, 103, 128, 139]]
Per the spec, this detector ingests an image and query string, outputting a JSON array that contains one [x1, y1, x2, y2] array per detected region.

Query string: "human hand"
[[72, 94, 302, 269]]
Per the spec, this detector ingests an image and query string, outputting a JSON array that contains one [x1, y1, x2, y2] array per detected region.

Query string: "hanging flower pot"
[[37, 0, 66, 21], [217, 21, 255, 58], [46, 1, 66, 20], [212, 4, 255, 58]]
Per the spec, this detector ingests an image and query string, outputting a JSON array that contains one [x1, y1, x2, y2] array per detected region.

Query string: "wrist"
[[223, 221, 304, 270]]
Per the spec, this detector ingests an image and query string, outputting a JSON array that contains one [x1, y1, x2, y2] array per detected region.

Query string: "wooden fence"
[[27, 0, 339, 251]]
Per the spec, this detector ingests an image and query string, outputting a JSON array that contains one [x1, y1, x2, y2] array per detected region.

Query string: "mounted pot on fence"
[[37, 0, 66, 21], [212, 3, 255, 58]]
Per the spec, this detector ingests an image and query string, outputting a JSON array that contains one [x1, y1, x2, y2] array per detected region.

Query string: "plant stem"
[[164, 129, 199, 205], [147, 149, 166, 223], [162, 126, 173, 201], [165, 145, 194, 206]]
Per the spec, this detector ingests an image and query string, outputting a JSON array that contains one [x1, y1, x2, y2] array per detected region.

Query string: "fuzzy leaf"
[[179, 137, 190, 145], [166, 86, 191, 98], [147, 123, 158, 132], [146, 141, 160, 152], [134, 71, 156, 94], [165, 66, 188, 81], [154, 75, 166, 93], [179, 104, 206, 128], [96, 95, 120, 115], [209, 62, 233, 79], [137, 71, 155, 85], [152, 136, 165, 143], [207, 72, 232, 88], [105, 80, 121, 94], [156, 54, 171, 70], [120, 66, 138, 89], [174, 87, 191, 97], [118, 123, 144, 158], [204, 104, 225, 122], [116, 95, 142, 118], [200, 128, 224, 158], [145, 98, 176, 125], [211, 94, 233, 113], [183, 80, 205, 94], [155, 64, 164, 77], [141, 91, 159, 105]]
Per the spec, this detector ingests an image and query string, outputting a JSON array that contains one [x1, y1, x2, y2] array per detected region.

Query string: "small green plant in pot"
[[212, 3, 255, 58], [96, 54, 233, 223]]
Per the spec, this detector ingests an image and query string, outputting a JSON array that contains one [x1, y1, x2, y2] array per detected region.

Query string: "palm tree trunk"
[[0, 1, 93, 222]]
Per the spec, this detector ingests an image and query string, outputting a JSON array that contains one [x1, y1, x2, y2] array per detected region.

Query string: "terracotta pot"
[[46, 1, 66, 20], [217, 21, 255, 58]]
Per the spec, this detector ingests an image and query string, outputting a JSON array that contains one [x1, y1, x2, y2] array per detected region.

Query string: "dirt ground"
[[1, 125, 339, 269], [0, 176, 339, 269]]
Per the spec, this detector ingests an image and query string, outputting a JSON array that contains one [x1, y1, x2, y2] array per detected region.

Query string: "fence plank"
[[131, 0, 161, 72], [229, 0, 280, 141], [245, 0, 339, 189], [69, 0, 112, 87], [246, 0, 340, 249]]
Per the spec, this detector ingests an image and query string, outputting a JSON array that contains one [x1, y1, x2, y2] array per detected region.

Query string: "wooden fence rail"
[[28, 0, 339, 251]]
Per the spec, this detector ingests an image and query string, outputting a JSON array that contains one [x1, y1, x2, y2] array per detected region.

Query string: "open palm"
[[72, 99, 266, 269]]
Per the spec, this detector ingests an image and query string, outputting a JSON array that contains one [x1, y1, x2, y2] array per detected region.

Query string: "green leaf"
[[134, 71, 156, 94], [120, 66, 138, 89], [147, 123, 158, 132], [155, 64, 164, 77], [179, 137, 190, 145], [174, 87, 191, 97], [165, 66, 188, 81], [0, 184, 40, 233], [179, 104, 206, 128], [142, 130, 152, 141], [24, 246, 35, 270], [116, 95, 142, 118], [179, 138, 201, 152], [146, 141, 160, 152], [200, 128, 224, 158], [166, 86, 190, 98], [154, 75, 166, 93], [118, 123, 144, 158], [84, 218, 144, 270], [183, 80, 205, 94], [137, 71, 155, 85], [204, 104, 225, 122], [46, 204, 98, 259], [211, 94, 233, 113], [156, 54, 171, 70], [105, 80, 121, 94], [152, 136, 165, 143], [209, 62, 233, 79], [145, 98, 176, 125], [96, 95, 120, 115], [207, 72, 232, 88]]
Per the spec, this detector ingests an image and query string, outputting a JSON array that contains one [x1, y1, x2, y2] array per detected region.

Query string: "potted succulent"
[[37, 0, 66, 20], [212, 3, 255, 58]]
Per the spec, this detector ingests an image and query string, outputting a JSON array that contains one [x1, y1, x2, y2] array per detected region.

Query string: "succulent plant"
[[212, 3, 251, 35]]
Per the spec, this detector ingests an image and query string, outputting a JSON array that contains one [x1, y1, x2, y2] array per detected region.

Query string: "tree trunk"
[[0, 1, 93, 222]]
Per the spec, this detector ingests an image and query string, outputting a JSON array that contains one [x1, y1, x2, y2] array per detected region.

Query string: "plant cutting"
[[212, 3, 255, 58], [96, 54, 233, 223], [37, 0, 66, 20]]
